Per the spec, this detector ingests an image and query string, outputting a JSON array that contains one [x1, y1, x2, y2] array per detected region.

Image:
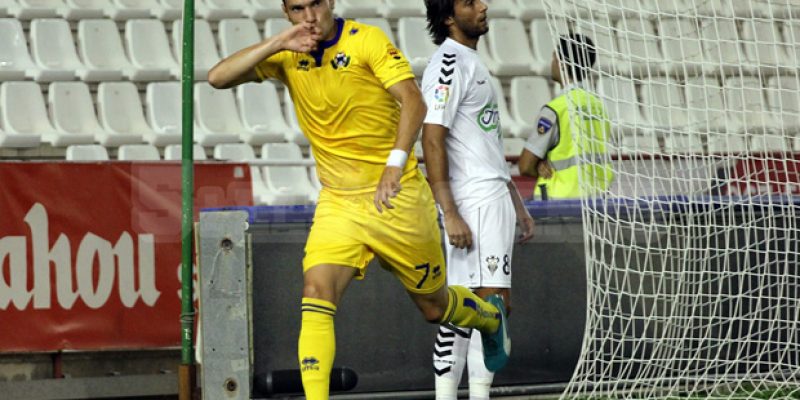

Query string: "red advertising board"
[[719, 154, 800, 196], [0, 162, 252, 352]]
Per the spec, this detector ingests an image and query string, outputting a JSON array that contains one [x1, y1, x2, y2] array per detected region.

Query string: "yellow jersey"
[[255, 18, 418, 194]]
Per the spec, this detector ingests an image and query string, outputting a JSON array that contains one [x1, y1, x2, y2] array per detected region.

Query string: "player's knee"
[[302, 282, 332, 301]]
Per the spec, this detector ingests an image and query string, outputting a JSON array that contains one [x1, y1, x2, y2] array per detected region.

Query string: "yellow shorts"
[[303, 170, 446, 294]]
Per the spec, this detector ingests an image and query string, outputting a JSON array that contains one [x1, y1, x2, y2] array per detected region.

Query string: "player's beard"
[[457, 19, 489, 41]]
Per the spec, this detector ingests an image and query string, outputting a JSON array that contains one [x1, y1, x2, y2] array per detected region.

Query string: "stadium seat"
[[66, 144, 109, 160], [750, 133, 789, 152], [766, 76, 800, 135], [0, 0, 10, 17], [125, 19, 178, 81], [397, 17, 437, 76], [0, 86, 39, 147], [485, 0, 516, 18], [658, 16, 705, 77], [246, 0, 285, 20], [639, 0, 692, 13], [336, 0, 380, 18], [490, 76, 528, 138], [474, 38, 496, 72], [662, 133, 705, 154], [699, 18, 747, 75], [784, 21, 800, 70], [97, 82, 165, 146], [146, 82, 183, 142], [106, 0, 159, 20], [0, 82, 52, 146], [60, 0, 104, 20], [741, 19, 792, 74], [575, 19, 618, 74], [194, 82, 242, 146], [696, 0, 737, 17], [707, 135, 747, 154], [529, 18, 569, 75], [212, 143, 276, 206], [684, 77, 729, 135], [237, 82, 292, 144], [8, 0, 61, 20], [379, 0, 423, 18], [152, 0, 182, 20], [509, 76, 553, 137], [29, 18, 84, 82], [48, 82, 112, 146], [213, 143, 256, 161], [517, 0, 548, 20], [218, 18, 262, 58], [0, 123, 40, 148], [723, 76, 781, 134], [261, 142, 316, 204], [597, 76, 652, 137], [77, 19, 132, 81], [485, 18, 536, 76], [282, 90, 309, 145], [264, 17, 291, 38], [164, 144, 207, 160], [597, 0, 641, 19], [199, 0, 246, 20], [118, 144, 161, 160], [357, 18, 395, 43], [640, 77, 690, 133], [171, 19, 220, 80], [614, 17, 664, 76], [0, 18, 37, 81], [619, 134, 661, 156]]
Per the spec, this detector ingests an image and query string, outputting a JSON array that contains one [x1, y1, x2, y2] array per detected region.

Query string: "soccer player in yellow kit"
[[208, 1, 511, 399]]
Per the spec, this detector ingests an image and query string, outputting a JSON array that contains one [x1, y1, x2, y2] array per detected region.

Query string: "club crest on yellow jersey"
[[331, 52, 351, 70]]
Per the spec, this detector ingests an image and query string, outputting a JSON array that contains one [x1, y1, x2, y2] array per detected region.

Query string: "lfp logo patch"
[[434, 85, 450, 104]]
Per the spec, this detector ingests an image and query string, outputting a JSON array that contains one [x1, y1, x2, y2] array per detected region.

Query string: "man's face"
[[283, 0, 337, 41], [450, 0, 489, 40]]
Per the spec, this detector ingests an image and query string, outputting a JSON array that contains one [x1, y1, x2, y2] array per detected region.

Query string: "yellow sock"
[[440, 286, 500, 334], [298, 297, 336, 400]]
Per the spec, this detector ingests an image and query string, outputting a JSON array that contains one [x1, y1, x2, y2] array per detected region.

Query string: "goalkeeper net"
[[543, 0, 800, 398]]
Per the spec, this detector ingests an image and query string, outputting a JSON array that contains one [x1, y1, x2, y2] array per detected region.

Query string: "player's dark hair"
[[558, 33, 597, 82], [425, 0, 456, 45]]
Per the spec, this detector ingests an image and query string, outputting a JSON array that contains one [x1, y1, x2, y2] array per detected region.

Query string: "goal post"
[[542, 0, 800, 398]]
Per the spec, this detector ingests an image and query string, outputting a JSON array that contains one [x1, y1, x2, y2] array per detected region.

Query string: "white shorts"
[[444, 195, 516, 288]]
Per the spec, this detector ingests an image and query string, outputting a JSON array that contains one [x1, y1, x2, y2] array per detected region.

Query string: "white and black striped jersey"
[[422, 38, 511, 212]]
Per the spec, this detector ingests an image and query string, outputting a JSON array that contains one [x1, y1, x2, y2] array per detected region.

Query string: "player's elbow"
[[518, 150, 538, 178], [207, 66, 231, 90]]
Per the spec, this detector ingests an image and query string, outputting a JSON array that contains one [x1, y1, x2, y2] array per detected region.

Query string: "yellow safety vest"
[[534, 88, 614, 199]]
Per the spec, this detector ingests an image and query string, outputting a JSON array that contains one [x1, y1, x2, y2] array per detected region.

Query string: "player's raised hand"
[[281, 22, 322, 53], [374, 166, 403, 213], [444, 211, 473, 249]]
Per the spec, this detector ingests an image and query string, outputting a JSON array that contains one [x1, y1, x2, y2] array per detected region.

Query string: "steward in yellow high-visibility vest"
[[518, 33, 614, 199]]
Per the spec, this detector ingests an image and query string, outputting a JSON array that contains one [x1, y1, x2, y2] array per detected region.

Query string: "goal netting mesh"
[[543, 0, 800, 398]]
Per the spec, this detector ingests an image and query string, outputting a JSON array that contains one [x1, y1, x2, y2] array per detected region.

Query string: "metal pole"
[[179, 1, 196, 399]]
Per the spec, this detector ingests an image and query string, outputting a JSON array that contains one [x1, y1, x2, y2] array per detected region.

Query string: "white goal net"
[[543, 0, 800, 398]]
